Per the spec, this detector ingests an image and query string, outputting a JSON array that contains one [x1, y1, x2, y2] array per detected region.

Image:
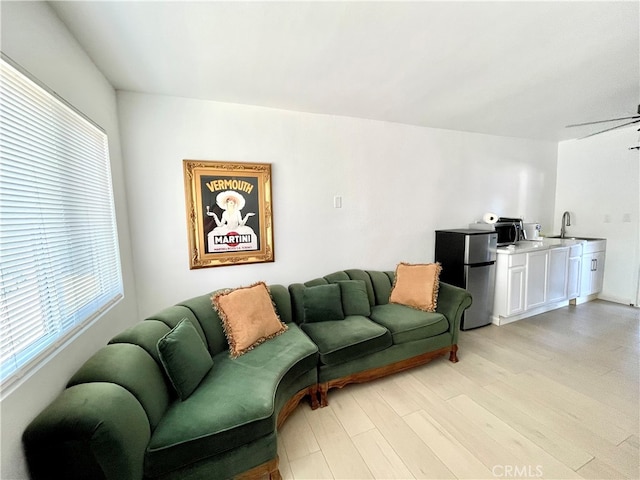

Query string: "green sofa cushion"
[[157, 319, 214, 401], [145, 324, 318, 478], [303, 283, 345, 323], [369, 303, 449, 344], [301, 315, 392, 366], [337, 280, 371, 316], [345, 269, 376, 305]]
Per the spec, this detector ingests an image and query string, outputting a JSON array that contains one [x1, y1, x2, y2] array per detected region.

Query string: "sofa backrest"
[[68, 284, 292, 434], [270, 284, 294, 324], [289, 270, 396, 324], [175, 284, 292, 357], [176, 293, 227, 355], [70, 341, 170, 432], [146, 304, 208, 346], [139, 285, 293, 356], [367, 270, 396, 305]]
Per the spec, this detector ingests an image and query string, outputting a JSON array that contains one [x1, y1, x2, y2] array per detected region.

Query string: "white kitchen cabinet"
[[493, 253, 526, 319], [525, 250, 548, 309], [567, 244, 583, 299], [493, 238, 605, 325], [507, 266, 526, 315], [578, 240, 606, 299], [547, 246, 569, 303], [581, 249, 606, 296], [591, 251, 605, 293]]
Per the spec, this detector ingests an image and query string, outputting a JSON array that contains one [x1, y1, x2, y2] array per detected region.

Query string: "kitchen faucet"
[[560, 211, 571, 238]]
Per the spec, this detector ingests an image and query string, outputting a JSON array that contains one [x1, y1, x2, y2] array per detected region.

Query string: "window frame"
[[0, 54, 124, 391]]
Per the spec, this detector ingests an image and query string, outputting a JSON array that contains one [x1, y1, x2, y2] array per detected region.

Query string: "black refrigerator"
[[435, 229, 497, 330]]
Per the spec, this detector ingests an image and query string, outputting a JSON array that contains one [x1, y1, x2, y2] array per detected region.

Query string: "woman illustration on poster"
[[206, 190, 255, 236]]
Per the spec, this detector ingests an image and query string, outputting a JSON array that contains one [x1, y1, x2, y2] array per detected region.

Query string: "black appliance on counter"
[[435, 229, 497, 330], [494, 217, 525, 246]]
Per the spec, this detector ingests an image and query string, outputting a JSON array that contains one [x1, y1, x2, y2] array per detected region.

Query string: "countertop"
[[497, 237, 589, 255]]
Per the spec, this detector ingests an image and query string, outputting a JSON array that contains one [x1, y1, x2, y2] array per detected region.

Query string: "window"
[[0, 56, 123, 388]]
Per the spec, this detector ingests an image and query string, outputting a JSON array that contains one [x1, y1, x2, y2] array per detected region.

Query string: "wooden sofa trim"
[[318, 344, 457, 407], [234, 457, 281, 480], [232, 384, 319, 480], [277, 385, 319, 429]]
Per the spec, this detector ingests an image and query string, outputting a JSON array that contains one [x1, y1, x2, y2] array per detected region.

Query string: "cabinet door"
[[526, 250, 548, 309], [591, 251, 606, 294], [567, 255, 581, 299], [547, 247, 569, 303], [580, 251, 606, 296], [580, 252, 594, 295], [507, 266, 525, 315]]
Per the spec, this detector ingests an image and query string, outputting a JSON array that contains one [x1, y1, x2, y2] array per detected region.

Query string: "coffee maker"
[[523, 223, 541, 240]]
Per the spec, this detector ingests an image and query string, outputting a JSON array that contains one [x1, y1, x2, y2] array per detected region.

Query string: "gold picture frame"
[[183, 160, 274, 269]]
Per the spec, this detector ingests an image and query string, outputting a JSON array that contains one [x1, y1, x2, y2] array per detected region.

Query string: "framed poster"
[[183, 160, 274, 269]]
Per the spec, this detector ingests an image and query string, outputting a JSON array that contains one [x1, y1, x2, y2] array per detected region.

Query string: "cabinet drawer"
[[509, 254, 526, 268], [583, 240, 606, 254], [569, 244, 582, 257]]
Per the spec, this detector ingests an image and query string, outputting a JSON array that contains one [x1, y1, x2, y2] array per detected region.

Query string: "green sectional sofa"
[[23, 285, 318, 480], [289, 269, 471, 406], [23, 270, 471, 480]]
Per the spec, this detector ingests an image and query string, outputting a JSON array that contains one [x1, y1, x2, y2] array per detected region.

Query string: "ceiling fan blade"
[[578, 119, 640, 139], [566, 115, 640, 128]]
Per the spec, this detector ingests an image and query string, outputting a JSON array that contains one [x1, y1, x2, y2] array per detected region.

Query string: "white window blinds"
[[0, 56, 123, 387]]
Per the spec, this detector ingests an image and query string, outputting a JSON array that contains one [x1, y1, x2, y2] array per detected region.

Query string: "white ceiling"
[[49, 1, 639, 142]]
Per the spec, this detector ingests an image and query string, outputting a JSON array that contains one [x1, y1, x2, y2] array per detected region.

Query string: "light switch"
[[333, 196, 342, 208]]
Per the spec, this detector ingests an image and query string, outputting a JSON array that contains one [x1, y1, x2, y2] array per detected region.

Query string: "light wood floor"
[[277, 300, 639, 479]]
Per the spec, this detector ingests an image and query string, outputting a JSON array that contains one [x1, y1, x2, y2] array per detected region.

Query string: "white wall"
[[117, 92, 559, 318], [0, 3, 139, 478], [555, 127, 640, 305]]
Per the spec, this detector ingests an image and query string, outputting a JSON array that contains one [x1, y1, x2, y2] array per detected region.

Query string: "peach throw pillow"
[[212, 282, 287, 358], [389, 262, 442, 312]]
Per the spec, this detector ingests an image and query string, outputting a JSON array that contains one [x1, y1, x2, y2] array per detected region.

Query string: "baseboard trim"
[[492, 300, 570, 325]]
